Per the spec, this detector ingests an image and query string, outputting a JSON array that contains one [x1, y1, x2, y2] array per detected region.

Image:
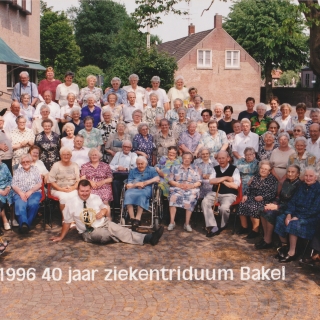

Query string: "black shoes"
[[246, 230, 259, 239], [237, 227, 249, 235], [276, 245, 289, 259], [206, 229, 221, 238], [150, 226, 164, 246], [279, 253, 296, 263], [20, 223, 29, 234], [131, 219, 140, 232], [255, 240, 273, 249]]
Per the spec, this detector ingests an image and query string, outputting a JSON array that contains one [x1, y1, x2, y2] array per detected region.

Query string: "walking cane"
[[213, 183, 220, 215]]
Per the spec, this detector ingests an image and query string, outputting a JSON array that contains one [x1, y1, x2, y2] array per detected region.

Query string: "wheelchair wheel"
[[119, 186, 127, 225], [157, 188, 164, 221]]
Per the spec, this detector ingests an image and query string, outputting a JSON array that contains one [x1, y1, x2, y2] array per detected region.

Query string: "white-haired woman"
[[212, 103, 224, 122], [69, 106, 85, 135], [48, 147, 80, 213], [123, 74, 146, 107], [143, 76, 169, 112], [143, 93, 165, 127], [187, 95, 204, 122], [305, 109, 320, 139], [103, 77, 127, 105], [289, 123, 306, 147], [167, 75, 189, 110], [80, 94, 102, 127], [275, 103, 294, 135], [250, 103, 272, 136], [257, 131, 277, 161], [12, 154, 42, 233], [20, 93, 34, 129], [101, 92, 123, 122], [55, 71, 79, 107], [172, 107, 188, 140], [60, 93, 76, 124], [165, 98, 183, 127], [97, 109, 117, 145], [80, 148, 113, 207], [61, 123, 76, 149], [79, 75, 103, 107]]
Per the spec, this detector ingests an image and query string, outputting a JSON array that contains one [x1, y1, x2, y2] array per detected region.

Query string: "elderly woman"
[[187, 87, 201, 108], [124, 156, 160, 229], [265, 96, 282, 120], [61, 123, 75, 149], [79, 75, 103, 107], [105, 122, 130, 162], [55, 71, 79, 107], [274, 167, 320, 262], [47, 147, 80, 213], [60, 93, 76, 124], [27, 145, 49, 182], [12, 154, 42, 233], [132, 123, 154, 166], [125, 109, 142, 139], [218, 106, 235, 135], [167, 75, 189, 110], [212, 103, 224, 122], [101, 93, 123, 122], [250, 103, 272, 136], [149, 115, 163, 136], [305, 108, 320, 139], [168, 152, 201, 232], [288, 137, 317, 177], [69, 106, 85, 135], [123, 74, 146, 107], [0, 160, 14, 231], [38, 67, 62, 102], [143, 93, 165, 128], [275, 103, 294, 134], [103, 77, 127, 105], [154, 119, 177, 162], [178, 120, 201, 156], [289, 123, 306, 147], [97, 109, 117, 145], [172, 107, 188, 140], [143, 76, 169, 112], [193, 147, 218, 198], [292, 102, 310, 125], [237, 160, 278, 239], [236, 147, 259, 193], [32, 105, 60, 135], [165, 98, 183, 127], [78, 116, 103, 150], [155, 146, 181, 198], [197, 109, 213, 135], [256, 165, 301, 250], [80, 94, 102, 128], [35, 119, 60, 171], [20, 93, 34, 129], [11, 115, 35, 167], [195, 120, 229, 159], [270, 132, 295, 191], [187, 95, 204, 122], [227, 120, 241, 151], [257, 131, 277, 161], [81, 148, 113, 207]]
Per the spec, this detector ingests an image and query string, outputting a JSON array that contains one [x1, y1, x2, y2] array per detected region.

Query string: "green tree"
[[223, 0, 308, 101], [74, 65, 105, 89], [278, 70, 300, 87], [40, 8, 81, 80]]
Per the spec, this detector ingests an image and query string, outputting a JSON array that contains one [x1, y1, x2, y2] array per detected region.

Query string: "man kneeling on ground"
[[50, 179, 164, 246], [201, 150, 240, 237]]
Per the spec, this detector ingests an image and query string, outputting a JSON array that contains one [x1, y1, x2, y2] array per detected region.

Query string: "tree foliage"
[[40, 6, 81, 80], [74, 65, 105, 89], [223, 0, 308, 101], [278, 70, 300, 87]]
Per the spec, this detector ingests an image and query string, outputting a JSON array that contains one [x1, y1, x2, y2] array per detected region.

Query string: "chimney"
[[214, 14, 222, 29], [188, 23, 195, 36]]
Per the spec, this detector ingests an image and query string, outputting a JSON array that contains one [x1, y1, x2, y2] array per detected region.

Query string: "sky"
[[45, 0, 232, 42]]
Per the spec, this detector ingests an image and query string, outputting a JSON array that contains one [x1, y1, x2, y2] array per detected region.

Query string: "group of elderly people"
[[0, 68, 320, 262]]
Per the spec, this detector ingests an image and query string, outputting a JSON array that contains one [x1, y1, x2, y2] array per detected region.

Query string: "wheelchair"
[[119, 180, 162, 230]]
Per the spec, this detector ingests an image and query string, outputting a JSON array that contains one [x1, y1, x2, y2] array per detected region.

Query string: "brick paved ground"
[[1, 209, 320, 320]]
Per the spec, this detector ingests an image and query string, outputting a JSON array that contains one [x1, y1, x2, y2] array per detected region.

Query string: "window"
[[225, 50, 240, 69], [23, 0, 32, 14], [7, 65, 14, 88], [305, 73, 310, 87], [7, 65, 37, 88], [13, 0, 23, 8], [197, 50, 212, 69]]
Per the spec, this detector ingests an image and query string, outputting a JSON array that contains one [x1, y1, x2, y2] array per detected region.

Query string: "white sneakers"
[[184, 224, 193, 232], [9, 219, 19, 227], [4, 222, 11, 230], [167, 223, 175, 231]]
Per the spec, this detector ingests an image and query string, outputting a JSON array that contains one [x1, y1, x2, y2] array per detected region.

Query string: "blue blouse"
[[132, 133, 154, 165], [0, 163, 13, 205]]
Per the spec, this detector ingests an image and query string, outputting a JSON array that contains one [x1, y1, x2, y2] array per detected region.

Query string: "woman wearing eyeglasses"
[[289, 123, 306, 148]]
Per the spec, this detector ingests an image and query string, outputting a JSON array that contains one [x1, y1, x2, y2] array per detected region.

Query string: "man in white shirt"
[[122, 92, 142, 123], [34, 90, 60, 121], [50, 179, 164, 246], [60, 93, 76, 124], [125, 110, 142, 140], [232, 118, 259, 161], [71, 134, 90, 168], [3, 101, 21, 132], [122, 74, 146, 107], [307, 123, 320, 160]]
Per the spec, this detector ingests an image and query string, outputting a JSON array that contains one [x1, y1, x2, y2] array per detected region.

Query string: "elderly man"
[[50, 179, 164, 246], [125, 109, 142, 139], [122, 92, 142, 123], [178, 121, 201, 156], [232, 118, 259, 161], [11, 71, 38, 106], [32, 105, 60, 135], [201, 150, 241, 237], [238, 97, 257, 121], [3, 101, 21, 132], [0, 116, 13, 173], [110, 140, 138, 208], [123, 74, 146, 107], [144, 76, 170, 113], [60, 93, 76, 124], [71, 134, 90, 168], [306, 123, 320, 160], [34, 90, 60, 122], [103, 77, 127, 105]]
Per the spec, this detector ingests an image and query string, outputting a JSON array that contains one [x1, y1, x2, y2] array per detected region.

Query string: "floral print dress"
[[132, 134, 154, 165]]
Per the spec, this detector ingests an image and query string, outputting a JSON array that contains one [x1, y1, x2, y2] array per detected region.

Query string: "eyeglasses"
[[293, 129, 301, 132], [21, 161, 31, 164]]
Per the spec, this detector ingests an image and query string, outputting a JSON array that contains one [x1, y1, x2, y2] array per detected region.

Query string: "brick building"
[[157, 14, 261, 107], [0, 0, 44, 110]]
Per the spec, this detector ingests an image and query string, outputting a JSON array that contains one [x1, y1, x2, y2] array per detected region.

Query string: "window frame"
[[197, 49, 212, 69], [225, 50, 240, 69]]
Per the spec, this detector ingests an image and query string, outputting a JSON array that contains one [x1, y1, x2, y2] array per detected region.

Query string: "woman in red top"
[[38, 67, 61, 102]]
